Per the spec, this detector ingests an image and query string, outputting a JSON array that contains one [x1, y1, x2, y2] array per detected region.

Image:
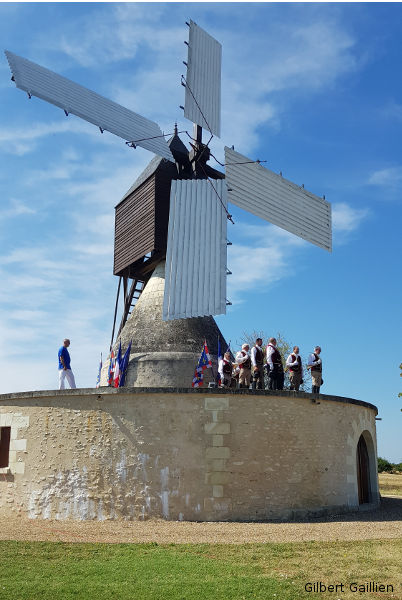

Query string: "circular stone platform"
[[0, 388, 379, 521]]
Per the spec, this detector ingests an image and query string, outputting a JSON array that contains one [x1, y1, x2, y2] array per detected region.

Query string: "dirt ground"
[[0, 497, 401, 545]]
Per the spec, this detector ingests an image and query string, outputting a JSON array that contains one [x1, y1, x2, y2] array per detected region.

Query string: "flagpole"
[[217, 335, 222, 386], [96, 352, 103, 388]]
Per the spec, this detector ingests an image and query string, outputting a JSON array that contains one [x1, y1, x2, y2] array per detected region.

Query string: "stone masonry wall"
[[0, 389, 379, 521]]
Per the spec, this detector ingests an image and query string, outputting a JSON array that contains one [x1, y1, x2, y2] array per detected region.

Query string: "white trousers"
[[59, 369, 76, 390]]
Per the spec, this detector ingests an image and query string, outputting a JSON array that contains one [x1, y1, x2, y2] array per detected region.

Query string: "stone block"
[[213, 485, 224, 498], [12, 415, 29, 428], [212, 435, 223, 447], [10, 439, 27, 452], [205, 471, 231, 485], [13, 462, 25, 475], [0, 414, 12, 427], [207, 459, 227, 471], [204, 397, 229, 411], [205, 447, 230, 459], [204, 422, 230, 435], [211, 411, 224, 422]]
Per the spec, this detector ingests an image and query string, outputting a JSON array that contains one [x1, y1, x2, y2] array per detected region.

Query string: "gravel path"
[[1, 497, 401, 545]]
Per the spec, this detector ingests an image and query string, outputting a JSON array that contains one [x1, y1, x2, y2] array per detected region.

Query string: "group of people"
[[57, 336, 324, 394], [218, 338, 323, 393]]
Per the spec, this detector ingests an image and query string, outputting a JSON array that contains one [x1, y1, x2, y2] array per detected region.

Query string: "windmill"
[[5, 20, 332, 386]]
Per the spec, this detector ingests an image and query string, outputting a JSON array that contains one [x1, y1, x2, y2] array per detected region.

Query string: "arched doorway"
[[357, 434, 371, 504]]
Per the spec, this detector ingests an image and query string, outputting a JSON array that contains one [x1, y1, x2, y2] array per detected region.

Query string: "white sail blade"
[[184, 20, 221, 137], [5, 50, 174, 162], [163, 179, 227, 320], [225, 147, 332, 252]]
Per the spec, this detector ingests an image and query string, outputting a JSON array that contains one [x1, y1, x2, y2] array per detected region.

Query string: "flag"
[[192, 340, 212, 388], [118, 341, 132, 387], [107, 349, 115, 386], [96, 353, 102, 388], [217, 337, 223, 385], [113, 341, 122, 388], [218, 337, 223, 361]]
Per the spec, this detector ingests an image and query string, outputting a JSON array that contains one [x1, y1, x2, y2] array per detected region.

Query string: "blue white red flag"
[[218, 337, 222, 361], [192, 340, 212, 388], [107, 350, 115, 386], [113, 341, 122, 388], [119, 341, 132, 387], [96, 353, 102, 388]]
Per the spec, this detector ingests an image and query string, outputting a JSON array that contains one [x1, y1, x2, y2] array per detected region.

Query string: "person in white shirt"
[[235, 344, 251, 389], [265, 337, 284, 390], [218, 351, 234, 388], [307, 346, 322, 393], [286, 346, 303, 391], [251, 338, 265, 390]]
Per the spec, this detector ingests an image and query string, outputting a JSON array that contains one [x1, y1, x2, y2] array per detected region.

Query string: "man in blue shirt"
[[58, 338, 76, 389]]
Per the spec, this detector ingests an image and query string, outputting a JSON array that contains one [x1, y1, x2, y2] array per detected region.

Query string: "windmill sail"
[[184, 20, 221, 137], [163, 179, 227, 320], [225, 147, 332, 252], [5, 50, 174, 162]]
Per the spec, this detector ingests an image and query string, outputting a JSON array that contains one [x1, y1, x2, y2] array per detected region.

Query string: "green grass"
[[0, 540, 401, 600], [0, 541, 315, 600]]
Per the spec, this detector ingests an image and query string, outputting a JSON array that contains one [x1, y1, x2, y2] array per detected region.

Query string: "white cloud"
[[0, 143, 144, 393], [227, 199, 368, 303], [368, 166, 402, 188], [0, 241, 115, 394], [227, 222, 308, 304], [7, 309, 48, 322], [0, 199, 35, 219], [0, 119, 97, 155], [332, 202, 369, 236], [51, 4, 171, 68]]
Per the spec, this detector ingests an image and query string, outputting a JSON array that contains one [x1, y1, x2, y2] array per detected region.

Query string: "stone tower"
[[102, 260, 227, 387]]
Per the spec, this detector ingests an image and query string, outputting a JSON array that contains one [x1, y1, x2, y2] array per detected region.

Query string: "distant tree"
[[238, 330, 310, 391], [377, 457, 393, 473], [378, 457, 402, 473]]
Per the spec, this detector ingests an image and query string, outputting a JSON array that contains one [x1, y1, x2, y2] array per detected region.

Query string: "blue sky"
[[0, 3, 400, 462]]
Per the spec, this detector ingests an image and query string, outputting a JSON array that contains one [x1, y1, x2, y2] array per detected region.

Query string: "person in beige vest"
[[251, 337, 265, 390], [307, 346, 322, 393], [235, 344, 251, 389], [286, 346, 303, 391]]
